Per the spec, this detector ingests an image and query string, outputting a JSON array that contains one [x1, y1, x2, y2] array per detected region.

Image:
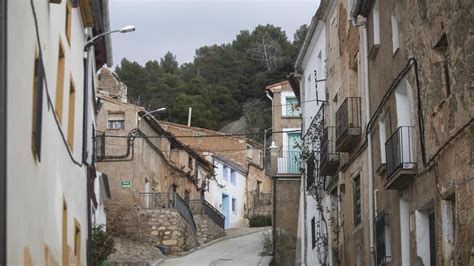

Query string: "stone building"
[[97, 67, 128, 103], [157, 121, 272, 223], [95, 94, 222, 255], [290, 0, 473, 265], [351, 0, 474, 265], [265, 80, 302, 265]]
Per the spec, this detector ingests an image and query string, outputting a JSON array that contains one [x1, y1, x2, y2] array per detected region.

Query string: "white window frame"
[[282, 128, 301, 153], [223, 165, 229, 181], [231, 197, 237, 213], [391, 15, 399, 54], [373, 0, 380, 45], [230, 169, 236, 185], [107, 112, 125, 129], [281, 91, 300, 117]]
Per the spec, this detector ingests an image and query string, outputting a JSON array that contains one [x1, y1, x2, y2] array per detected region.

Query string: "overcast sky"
[[109, 0, 319, 67]]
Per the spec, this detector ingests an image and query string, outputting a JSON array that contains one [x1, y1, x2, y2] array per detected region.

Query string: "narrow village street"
[[158, 229, 271, 266]]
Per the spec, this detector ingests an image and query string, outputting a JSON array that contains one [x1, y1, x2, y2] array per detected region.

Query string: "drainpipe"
[[351, 15, 375, 265], [265, 91, 273, 102], [0, 0, 7, 264]]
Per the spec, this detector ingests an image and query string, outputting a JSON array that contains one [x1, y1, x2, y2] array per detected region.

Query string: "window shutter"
[[34, 56, 44, 161]]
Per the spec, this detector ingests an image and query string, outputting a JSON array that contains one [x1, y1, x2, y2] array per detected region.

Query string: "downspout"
[[0, 0, 7, 264], [83, 46, 93, 266], [351, 14, 376, 265], [265, 91, 273, 102]]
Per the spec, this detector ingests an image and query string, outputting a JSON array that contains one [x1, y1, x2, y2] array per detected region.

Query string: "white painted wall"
[[206, 159, 246, 228], [93, 172, 108, 227], [400, 198, 411, 266], [297, 16, 328, 266], [7, 0, 99, 264]]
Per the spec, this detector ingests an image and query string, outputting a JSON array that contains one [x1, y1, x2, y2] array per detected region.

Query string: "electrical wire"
[[101, 129, 302, 139], [30, 0, 83, 167]]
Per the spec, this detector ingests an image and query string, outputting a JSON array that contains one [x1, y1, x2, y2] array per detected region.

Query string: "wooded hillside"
[[115, 24, 308, 138]]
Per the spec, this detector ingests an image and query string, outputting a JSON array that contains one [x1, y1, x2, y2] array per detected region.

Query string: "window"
[[285, 96, 301, 116], [74, 220, 81, 265], [230, 169, 236, 185], [65, 2, 72, 44], [378, 118, 387, 164], [223, 165, 229, 181], [415, 207, 436, 266], [55, 41, 65, 124], [353, 175, 361, 225], [376, 211, 392, 264], [246, 144, 252, 159], [372, 0, 380, 45], [32, 49, 44, 161], [62, 201, 68, 266], [311, 217, 316, 249], [391, 15, 399, 54], [188, 156, 193, 170], [67, 78, 75, 149], [231, 198, 237, 213], [107, 112, 125, 129]]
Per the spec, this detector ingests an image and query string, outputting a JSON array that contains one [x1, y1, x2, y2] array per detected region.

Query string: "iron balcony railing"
[[189, 199, 225, 229], [385, 126, 416, 177], [321, 127, 337, 160], [335, 97, 361, 142], [277, 150, 302, 175], [95, 130, 105, 162], [320, 126, 340, 176], [139, 192, 197, 232]]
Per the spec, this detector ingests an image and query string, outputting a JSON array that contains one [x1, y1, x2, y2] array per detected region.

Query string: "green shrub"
[[92, 225, 116, 266], [249, 215, 272, 227]]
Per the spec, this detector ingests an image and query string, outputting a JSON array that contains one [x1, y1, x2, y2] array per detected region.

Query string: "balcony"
[[277, 150, 302, 175], [335, 97, 361, 152], [139, 192, 197, 232], [320, 127, 340, 176], [384, 126, 417, 190]]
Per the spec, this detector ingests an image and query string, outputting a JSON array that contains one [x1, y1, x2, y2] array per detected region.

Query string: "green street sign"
[[120, 180, 132, 188]]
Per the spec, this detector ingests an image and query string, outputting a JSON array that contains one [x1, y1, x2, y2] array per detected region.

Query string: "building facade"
[[291, 0, 474, 265], [266, 81, 302, 265], [207, 156, 247, 228], [157, 121, 272, 221], [5, 0, 111, 264]]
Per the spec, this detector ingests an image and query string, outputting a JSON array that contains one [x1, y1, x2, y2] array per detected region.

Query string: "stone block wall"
[[138, 209, 199, 254], [193, 214, 226, 245]]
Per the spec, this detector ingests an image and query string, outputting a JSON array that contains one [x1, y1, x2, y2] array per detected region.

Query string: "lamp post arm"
[[84, 29, 120, 51]]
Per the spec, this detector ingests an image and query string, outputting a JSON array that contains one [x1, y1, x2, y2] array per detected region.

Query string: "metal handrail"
[[189, 199, 225, 229], [385, 126, 416, 177], [174, 193, 197, 232], [277, 150, 302, 174], [335, 97, 361, 141]]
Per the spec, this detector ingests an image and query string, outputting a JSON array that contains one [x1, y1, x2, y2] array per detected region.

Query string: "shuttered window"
[[353, 175, 361, 225], [32, 50, 44, 161], [107, 112, 125, 129]]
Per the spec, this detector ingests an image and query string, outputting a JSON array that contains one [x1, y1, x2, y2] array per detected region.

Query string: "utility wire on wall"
[[30, 0, 83, 167]]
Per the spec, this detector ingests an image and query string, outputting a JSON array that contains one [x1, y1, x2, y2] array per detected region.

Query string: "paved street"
[[159, 229, 271, 266]]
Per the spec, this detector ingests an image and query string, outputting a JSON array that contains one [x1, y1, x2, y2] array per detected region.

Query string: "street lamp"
[[139, 108, 167, 120], [84, 25, 136, 50]]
